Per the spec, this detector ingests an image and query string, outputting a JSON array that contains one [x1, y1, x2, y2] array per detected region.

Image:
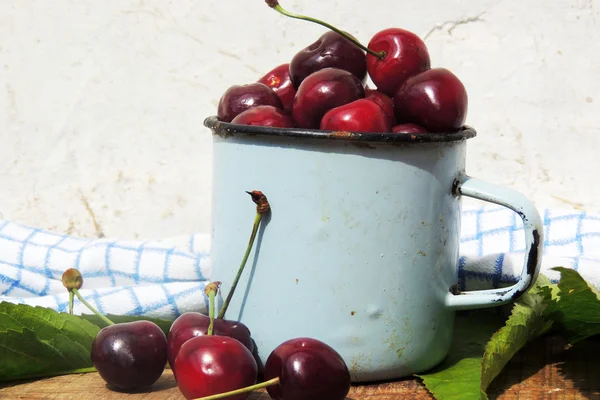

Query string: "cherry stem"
[[192, 377, 280, 400], [217, 212, 262, 319], [72, 288, 114, 326], [208, 291, 216, 335], [68, 291, 74, 315], [204, 282, 221, 336], [267, 1, 385, 60]]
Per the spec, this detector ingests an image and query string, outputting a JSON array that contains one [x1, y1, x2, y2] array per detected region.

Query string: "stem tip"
[[62, 268, 83, 290], [246, 190, 270, 214]]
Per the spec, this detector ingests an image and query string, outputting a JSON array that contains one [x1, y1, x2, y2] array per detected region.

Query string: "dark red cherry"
[[91, 321, 167, 390], [366, 28, 431, 96], [174, 335, 257, 400], [258, 63, 296, 113], [365, 88, 396, 126], [320, 98, 392, 133], [393, 68, 468, 133], [289, 31, 367, 89], [217, 83, 283, 122], [264, 337, 351, 400], [292, 67, 365, 129], [392, 123, 428, 134], [167, 312, 254, 372], [231, 105, 295, 128]]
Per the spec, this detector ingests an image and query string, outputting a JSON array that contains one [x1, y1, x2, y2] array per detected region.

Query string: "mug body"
[[209, 121, 471, 382]]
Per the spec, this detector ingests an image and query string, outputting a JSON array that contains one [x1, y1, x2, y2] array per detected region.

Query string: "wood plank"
[[1, 336, 598, 399]]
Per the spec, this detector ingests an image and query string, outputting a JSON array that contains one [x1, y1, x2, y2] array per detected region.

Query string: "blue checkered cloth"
[[1, 207, 599, 319]]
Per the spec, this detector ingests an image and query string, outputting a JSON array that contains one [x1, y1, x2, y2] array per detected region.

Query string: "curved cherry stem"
[[266, 0, 385, 60], [217, 190, 270, 320], [72, 288, 114, 326], [193, 377, 280, 400], [217, 212, 262, 319]]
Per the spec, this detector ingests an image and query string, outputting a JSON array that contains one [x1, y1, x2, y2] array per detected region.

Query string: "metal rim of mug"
[[204, 115, 477, 143]]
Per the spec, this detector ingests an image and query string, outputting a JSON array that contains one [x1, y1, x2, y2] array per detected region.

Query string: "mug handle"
[[445, 174, 544, 310]]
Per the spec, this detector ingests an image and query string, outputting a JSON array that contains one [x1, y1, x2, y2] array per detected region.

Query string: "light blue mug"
[[204, 116, 543, 382]]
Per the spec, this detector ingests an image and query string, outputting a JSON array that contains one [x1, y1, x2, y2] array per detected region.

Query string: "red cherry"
[[174, 335, 257, 400], [365, 88, 396, 126], [320, 99, 392, 133], [264, 337, 351, 400], [292, 67, 365, 129], [167, 312, 254, 373], [257, 63, 296, 113], [392, 123, 429, 134], [217, 83, 283, 123], [289, 31, 367, 89], [366, 28, 431, 96], [231, 105, 295, 128], [393, 68, 468, 133], [91, 321, 167, 390]]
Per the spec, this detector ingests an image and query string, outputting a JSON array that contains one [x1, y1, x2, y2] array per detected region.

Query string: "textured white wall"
[[0, 0, 598, 240]]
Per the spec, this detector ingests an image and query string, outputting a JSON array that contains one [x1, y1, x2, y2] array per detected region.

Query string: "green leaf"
[[480, 278, 554, 392], [0, 303, 100, 382], [545, 267, 600, 343], [78, 314, 174, 337], [417, 311, 504, 400], [417, 277, 556, 400]]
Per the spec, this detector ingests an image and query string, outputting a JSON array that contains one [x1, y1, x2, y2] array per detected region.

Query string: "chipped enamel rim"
[[204, 116, 476, 143]]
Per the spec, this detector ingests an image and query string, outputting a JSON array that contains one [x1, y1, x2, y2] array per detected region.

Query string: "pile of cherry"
[[62, 191, 351, 400], [217, 4, 468, 135]]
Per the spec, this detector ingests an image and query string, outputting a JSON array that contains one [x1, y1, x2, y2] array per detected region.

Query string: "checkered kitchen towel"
[[1, 206, 599, 320]]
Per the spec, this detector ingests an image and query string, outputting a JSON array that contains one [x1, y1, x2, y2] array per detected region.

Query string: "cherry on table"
[[366, 28, 431, 96], [320, 98, 392, 133], [91, 320, 168, 391], [393, 67, 468, 133], [217, 83, 283, 123], [264, 337, 351, 400], [292, 67, 365, 129], [258, 63, 296, 113], [167, 311, 254, 372], [289, 30, 367, 89], [174, 335, 258, 400], [231, 105, 295, 128]]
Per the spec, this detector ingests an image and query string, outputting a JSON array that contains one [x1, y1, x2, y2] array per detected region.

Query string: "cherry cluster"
[[64, 191, 351, 400], [217, 2, 468, 135]]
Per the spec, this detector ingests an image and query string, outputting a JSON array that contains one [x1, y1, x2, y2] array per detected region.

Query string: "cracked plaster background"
[[0, 0, 598, 240]]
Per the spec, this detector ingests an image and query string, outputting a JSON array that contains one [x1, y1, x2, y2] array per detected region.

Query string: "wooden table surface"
[[1, 336, 598, 400]]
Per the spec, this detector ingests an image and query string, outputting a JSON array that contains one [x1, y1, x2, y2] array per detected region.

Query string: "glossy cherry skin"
[[366, 28, 431, 96], [174, 335, 258, 400], [365, 88, 396, 126], [231, 105, 295, 128], [217, 83, 283, 122], [393, 68, 468, 133], [289, 31, 367, 89], [167, 312, 254, 372], [320, 98, 392, 133], [91, 321, 167, 391], [292, 67, 365, 129], [264, 337, 351, 400], [392, 123, 428, 134], [258, 63, 296, 113]]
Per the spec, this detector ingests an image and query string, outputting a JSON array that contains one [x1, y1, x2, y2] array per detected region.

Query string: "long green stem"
[[68, 291, 74, 315], [217, 212, 263, 319], [268, 2, 385, 59], [193, 377, 280, 400], [72, 288, 114, 326]]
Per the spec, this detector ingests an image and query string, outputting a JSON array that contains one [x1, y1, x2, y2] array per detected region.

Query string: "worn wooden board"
[[1, 336, 598, 400]]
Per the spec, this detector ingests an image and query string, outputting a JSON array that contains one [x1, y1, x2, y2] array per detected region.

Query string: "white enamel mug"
[[204, 116, 543, 382]]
